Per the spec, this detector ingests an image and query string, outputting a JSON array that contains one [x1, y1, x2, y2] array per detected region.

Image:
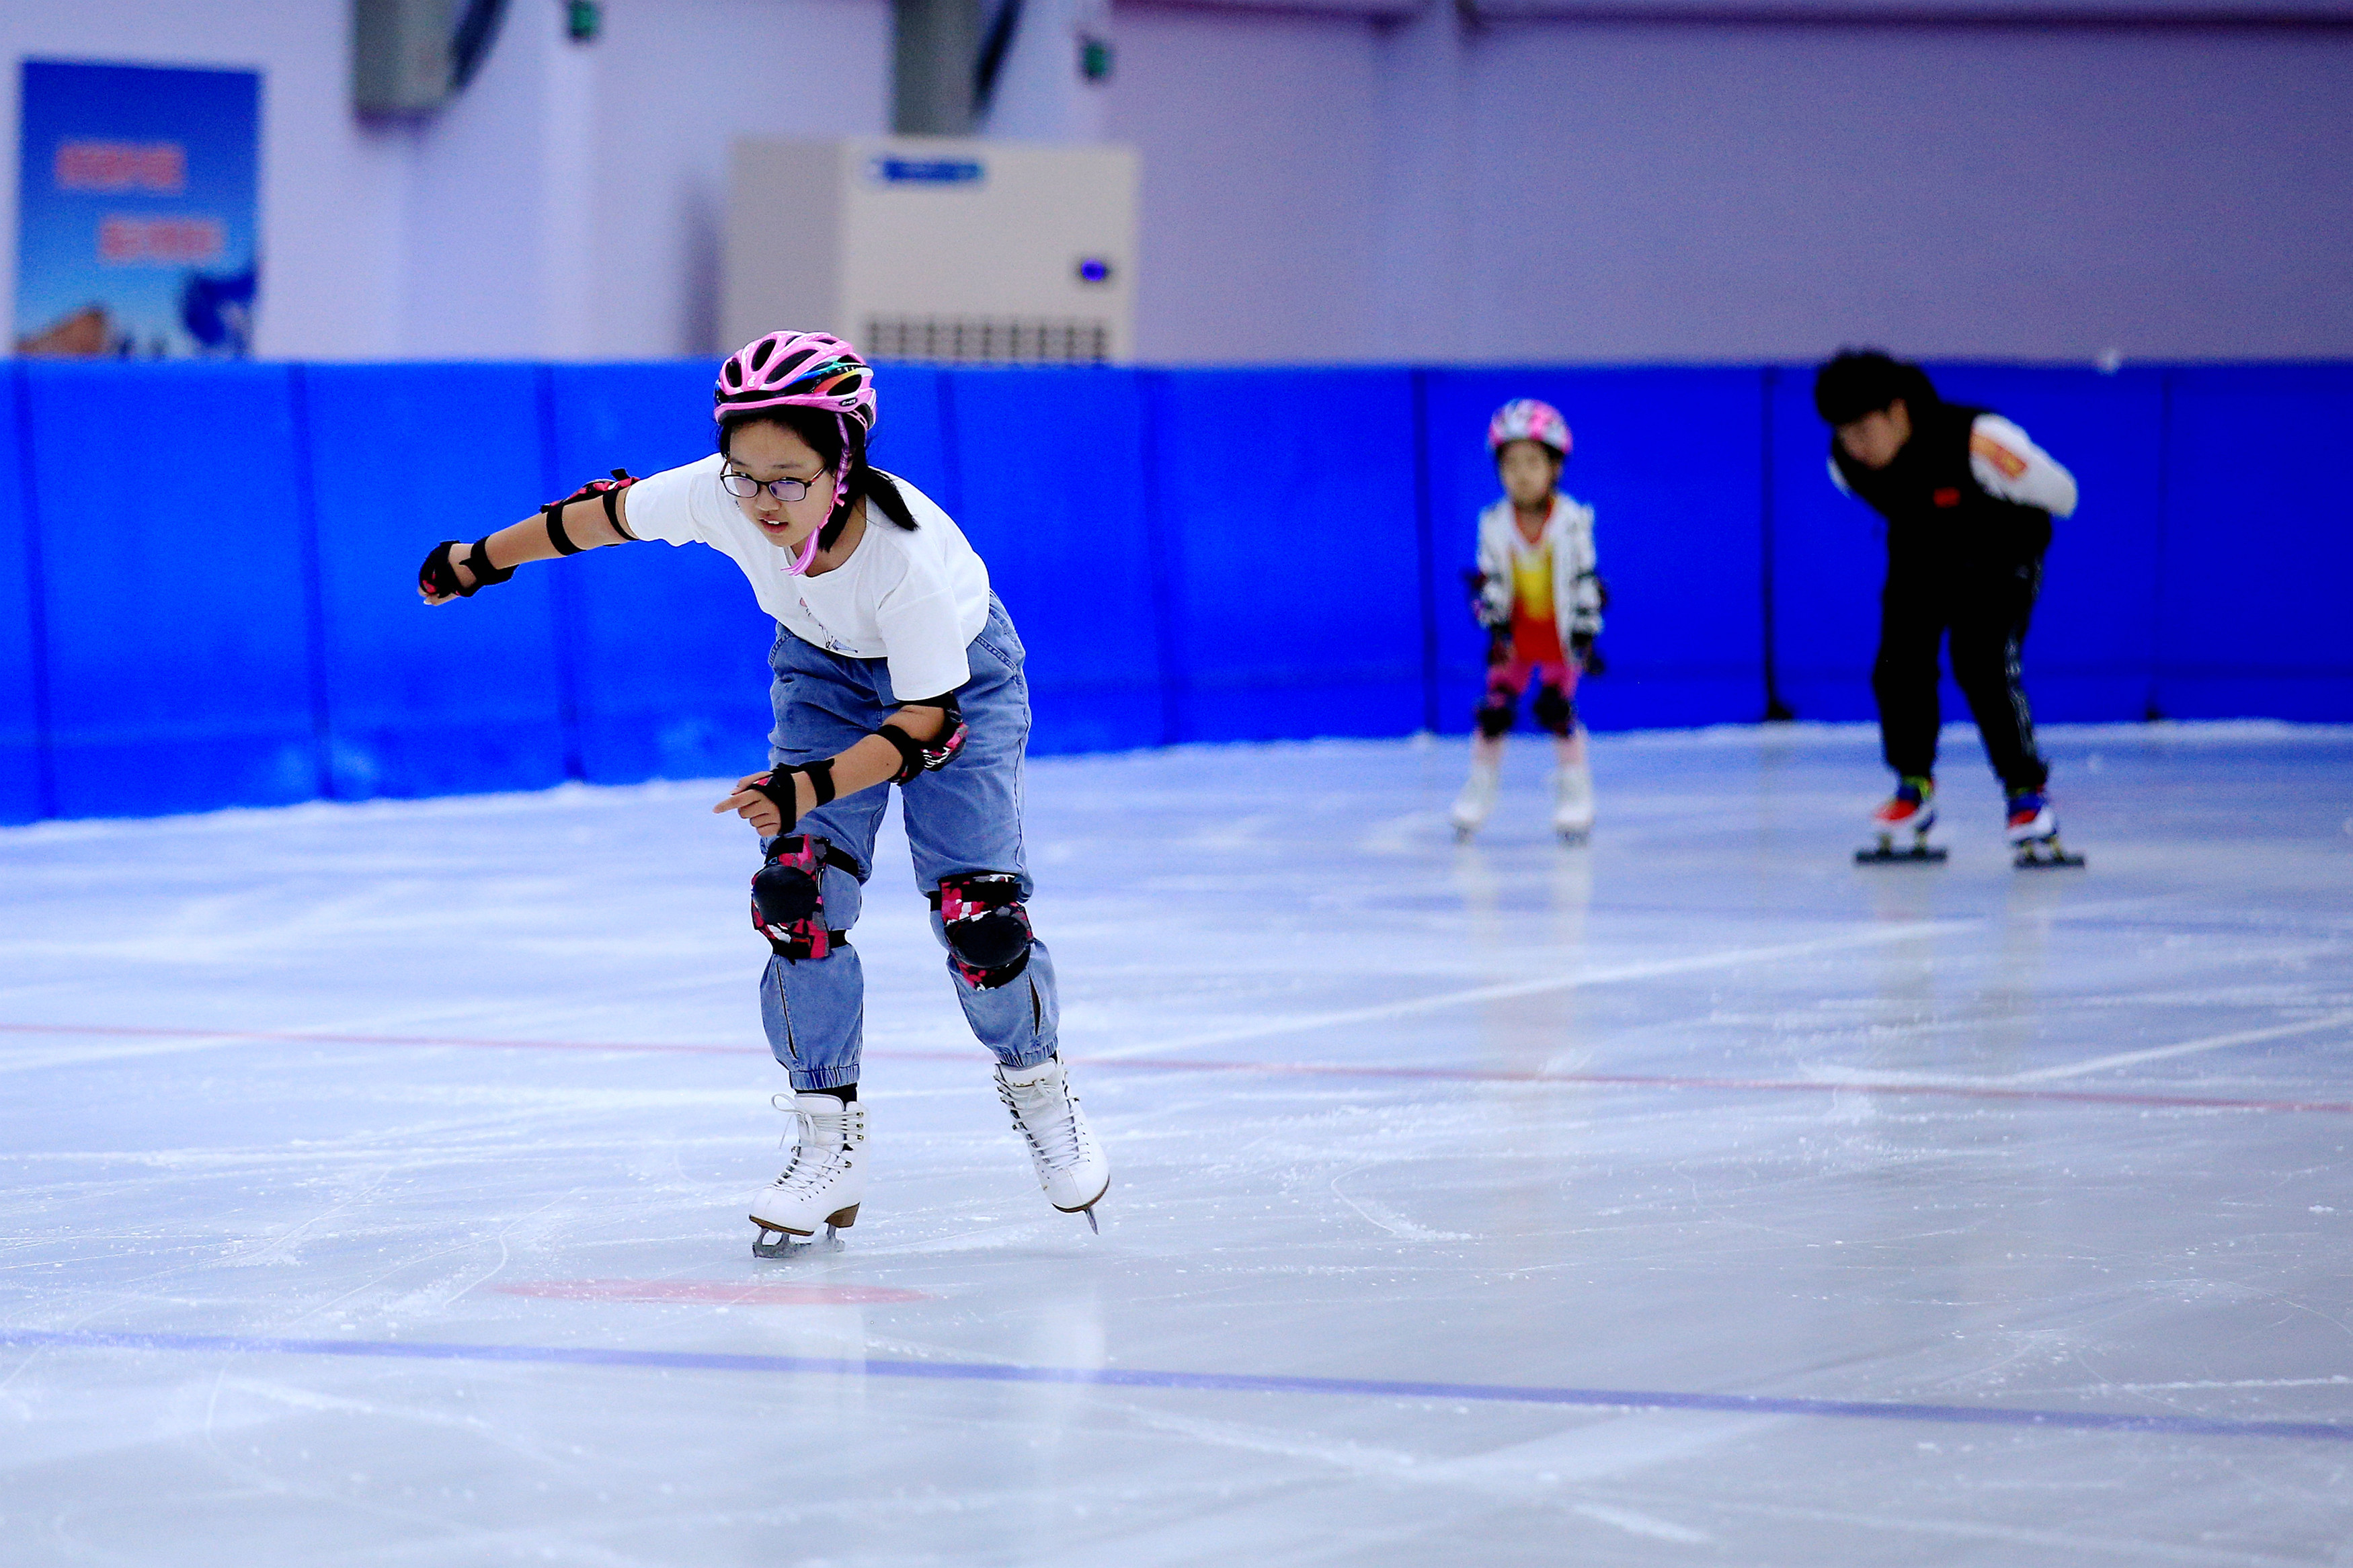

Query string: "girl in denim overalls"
[[420, 333, 1109, 1255]]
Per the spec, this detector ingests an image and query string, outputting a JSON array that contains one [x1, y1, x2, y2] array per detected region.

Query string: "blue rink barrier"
[[2, 358, 2346, 822]]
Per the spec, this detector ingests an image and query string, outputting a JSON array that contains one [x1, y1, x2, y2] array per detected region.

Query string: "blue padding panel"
[[1773, 366, 2167, 731], [1767, 368, 1880, 724], [1425, 369, 1765, 732], [0, 370, 42, 823], [546, 362, 773, 784], [945, 367, 1163, 753], [9, 358, 2350, 823], [304, 364, 569, 798], [2157, 365, 2353, 720], [24, 362, 318, 817], [869, 362, 957, 513], [1154, 369, 1423, 741]]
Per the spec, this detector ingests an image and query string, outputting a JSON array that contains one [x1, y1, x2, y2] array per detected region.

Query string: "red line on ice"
[[3, 1022, 2346, 1116]]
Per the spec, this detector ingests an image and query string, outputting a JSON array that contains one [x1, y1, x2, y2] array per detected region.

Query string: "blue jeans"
[[758, 594, 1058, 1090]]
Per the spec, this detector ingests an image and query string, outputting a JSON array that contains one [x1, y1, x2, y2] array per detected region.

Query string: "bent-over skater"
[[1814, 349, 2083, 867]]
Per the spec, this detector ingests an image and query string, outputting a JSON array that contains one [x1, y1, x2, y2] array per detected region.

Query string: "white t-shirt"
[[623, 455, 992, 702]]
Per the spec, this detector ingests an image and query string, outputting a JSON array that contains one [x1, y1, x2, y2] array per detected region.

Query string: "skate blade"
[[2013, 838, 2086, 869], [1452, 824, 1477, 843], [1053, 1175, 1112, 1227], [1856, 842, 1946, 864], [1556, 825, 1592, 844], [751, 1221, 844, 1260]]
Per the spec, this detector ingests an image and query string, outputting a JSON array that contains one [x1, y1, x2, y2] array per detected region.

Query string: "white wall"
[[1101, 5, 1387, 362], [2, 0, 889, 359], [2, 0, 409, 357], [7, 0, 2352, 362], [1103, 2, 2353, 363]]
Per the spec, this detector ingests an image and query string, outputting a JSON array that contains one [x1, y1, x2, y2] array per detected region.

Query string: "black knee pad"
[[1532, 684, 1575, 736], [1475, 694, 1516, 739], [752, 835, 858, 961], [934, 872, 1033, 990]]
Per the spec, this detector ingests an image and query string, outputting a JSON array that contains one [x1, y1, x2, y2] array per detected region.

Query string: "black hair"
[[717, 405, 919, 549], [1812, 349, 1938, 427]]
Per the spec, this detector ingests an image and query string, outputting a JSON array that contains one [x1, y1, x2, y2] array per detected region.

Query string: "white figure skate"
[[1552, 759, 1595, 841], [996, 1057, 1110, 1230], [750, 1092, 865, 1257], [1450, 759, 1500, 840]]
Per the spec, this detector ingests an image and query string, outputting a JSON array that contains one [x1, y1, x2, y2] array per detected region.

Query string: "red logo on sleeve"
[[1932, 487, 1962, 508]]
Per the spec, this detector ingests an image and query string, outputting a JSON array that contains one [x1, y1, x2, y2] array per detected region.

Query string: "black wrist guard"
[[749, 759, 835, 834], [877, 694, 968, 784], [420, 538, 510, 599], [542, 468, 639, 552], [465, 536, 514, 589]]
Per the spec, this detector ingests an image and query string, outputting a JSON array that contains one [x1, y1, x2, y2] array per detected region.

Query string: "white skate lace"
[[768, 1094, 850, 1196], [998, 1076, 1086, 1173]]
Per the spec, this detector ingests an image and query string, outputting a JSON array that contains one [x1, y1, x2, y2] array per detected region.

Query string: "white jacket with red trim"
[[1473, 493, 1603, 645]]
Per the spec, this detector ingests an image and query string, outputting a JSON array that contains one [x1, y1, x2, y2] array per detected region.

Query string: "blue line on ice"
[[9, 1328, 2349, 1442]]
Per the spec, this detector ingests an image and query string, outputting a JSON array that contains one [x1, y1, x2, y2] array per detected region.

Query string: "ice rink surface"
[[4, 721, 2351, 1566]]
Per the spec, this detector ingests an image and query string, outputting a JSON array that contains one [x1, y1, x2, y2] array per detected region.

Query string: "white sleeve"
[[1826, 455, 1853, 497], [1566, 501, 1602, 637], [1970, 415, 2077, 518], [618, 454, 724, 546], [873, 551, 973, 702]]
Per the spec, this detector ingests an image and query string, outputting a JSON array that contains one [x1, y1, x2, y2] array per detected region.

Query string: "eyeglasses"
[[721, 466, 817, 502]]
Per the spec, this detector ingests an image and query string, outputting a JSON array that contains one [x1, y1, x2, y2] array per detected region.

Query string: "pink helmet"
[[1487, 399, 1571, 460], [714, 331, 876, 577], [715, 331, 875, 429]]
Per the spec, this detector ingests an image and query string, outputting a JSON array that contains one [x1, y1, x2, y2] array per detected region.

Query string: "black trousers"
[[1872, 556, 2050, 796]]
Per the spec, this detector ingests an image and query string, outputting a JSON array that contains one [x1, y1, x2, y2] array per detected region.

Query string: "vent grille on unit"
[[863, 317, 1109, 365]]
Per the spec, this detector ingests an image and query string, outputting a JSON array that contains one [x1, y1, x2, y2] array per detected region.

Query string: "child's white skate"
[[1857, 776, 1946, 864], [996, 1057, 1109, 1231], [1450, 760, 1500, 840], [2007, 790, 2085, 869], [1552, 760, 1595, 841], [750, 1092, 865, 1257]]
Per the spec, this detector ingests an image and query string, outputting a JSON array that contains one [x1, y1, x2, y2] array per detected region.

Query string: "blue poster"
[[14, 60, 261, 358]]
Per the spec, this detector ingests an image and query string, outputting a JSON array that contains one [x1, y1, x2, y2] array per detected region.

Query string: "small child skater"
[[417, 332, 1110, 1255], [1450, 399, 1605, 841]]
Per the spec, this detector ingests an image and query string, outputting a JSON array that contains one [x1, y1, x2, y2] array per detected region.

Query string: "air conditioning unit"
[[725, 138, 1139, 364]]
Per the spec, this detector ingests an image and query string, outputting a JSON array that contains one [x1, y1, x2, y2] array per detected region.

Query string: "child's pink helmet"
[[713, 331, 877, 578], [715, 331, 876, 434], [1487, 399, 1571, 460]]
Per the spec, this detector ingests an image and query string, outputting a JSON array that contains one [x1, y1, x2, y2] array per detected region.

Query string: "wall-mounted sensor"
[[1077, 257, 1113, 284]]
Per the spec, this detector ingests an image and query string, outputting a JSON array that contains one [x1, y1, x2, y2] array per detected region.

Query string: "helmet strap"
[[817, 414, 856, 551]]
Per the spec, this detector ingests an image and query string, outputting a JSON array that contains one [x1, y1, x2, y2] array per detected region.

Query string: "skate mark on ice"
[[1570, 1501, 1714, 1544], [1328, 1165, 1473, 1241], [491, 1280, 930, 1305], [1996, 1012, 2353, 1084], [11, 1329, 2353, 1442], [1684, 1493, 2318, 1567], [1082, 921, 1981, 1061]]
